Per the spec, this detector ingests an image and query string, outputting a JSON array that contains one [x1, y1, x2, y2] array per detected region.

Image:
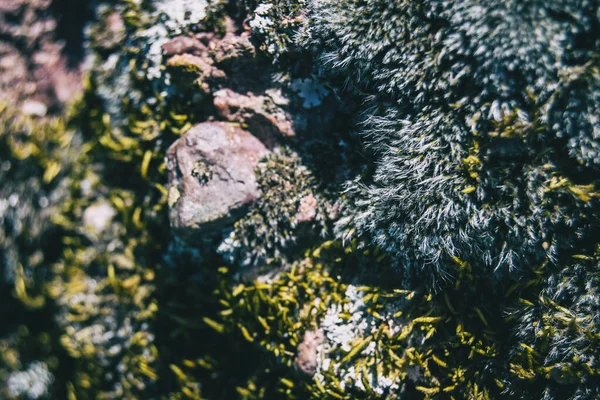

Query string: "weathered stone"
[[210, 33, 255, 66], [213, 88, 295, 147], [194, 32, 214, 46], [166, 53, 212, 74], [0, 0, 21, 13], [0, 0, 83, 111], [162, 36, 206, 56], [166, 122, 269, 243], [166, 53, 225, 95], [295, 329, 325, 376], [96, 12, 125, 51]]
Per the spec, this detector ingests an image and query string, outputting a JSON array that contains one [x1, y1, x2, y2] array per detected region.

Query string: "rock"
[[0, 0, 21, 13], [166, 53, 212, 74], [195, 32, 214, 46], [213, 88, 295, 147], [295, 329, 325, 376], [0, 0, 84, 111], [166, 122, 269, 243], [162, 36, 206, 56], [96, 12, 125, 51], [166, 53, 225, 95], [210, 33, 255, 66]]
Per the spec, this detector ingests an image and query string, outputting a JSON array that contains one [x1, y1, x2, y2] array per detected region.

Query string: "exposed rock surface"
[[166, 52, 224, 95], [214, 88, 295, 146], [295, 329, 324, 376], [295, 193, 318, 224], [166, 122, 269, 243], [161, 36, 207, 56]]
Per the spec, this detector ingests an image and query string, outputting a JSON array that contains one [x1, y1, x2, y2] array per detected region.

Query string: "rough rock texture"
[[295, 329, 324, 376], [214, 88, 295, 146], [166, 52, 224, 96], [295, 193, 318, 224], [161, 36, 207, 56], [166, 122, 269, 242]]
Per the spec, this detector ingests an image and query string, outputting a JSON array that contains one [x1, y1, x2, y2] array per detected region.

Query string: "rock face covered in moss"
[[1, 0, 599, 400]]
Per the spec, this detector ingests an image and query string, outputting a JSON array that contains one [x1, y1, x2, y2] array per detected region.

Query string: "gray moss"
[[300, 0, 600, 287], [6, 361, 53, 400], [218, 146, 334, 268]]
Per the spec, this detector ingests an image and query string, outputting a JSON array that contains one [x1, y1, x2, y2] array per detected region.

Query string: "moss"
[[303, 0, 600, 290], [218, 147, 334, 268], [242, 0, 308, 60], [2, 1, 600, 400], [207, 239, 522, 399], [508, 247, 600, 398]]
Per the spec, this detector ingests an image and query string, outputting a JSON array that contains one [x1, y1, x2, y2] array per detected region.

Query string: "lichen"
[[243, 0, 307, 59], [6, 362, 54, 400]]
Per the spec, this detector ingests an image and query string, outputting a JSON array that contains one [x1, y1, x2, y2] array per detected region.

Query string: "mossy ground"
[[1, 1, 600, 399]]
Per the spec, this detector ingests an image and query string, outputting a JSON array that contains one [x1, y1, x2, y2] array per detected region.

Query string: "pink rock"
[[295, 329, 325, 376], [213, 88, 295, 147], [162, 36, 206, 56], [166, 122, 269, 243], [295, 193, 318, 224]]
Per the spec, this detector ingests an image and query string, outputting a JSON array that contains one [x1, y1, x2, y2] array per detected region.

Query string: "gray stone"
[[166, 122, 269, 243]]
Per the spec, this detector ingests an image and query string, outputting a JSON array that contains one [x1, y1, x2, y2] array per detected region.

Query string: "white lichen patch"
[[83, 201, 117, 233], [291, 77, 329, 108], [315, 285, 402, 396], [6, 362, 54, 400], [155, 0, 209, 34], [249, 3, 275, 31], [217, 230, 244, 266]]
